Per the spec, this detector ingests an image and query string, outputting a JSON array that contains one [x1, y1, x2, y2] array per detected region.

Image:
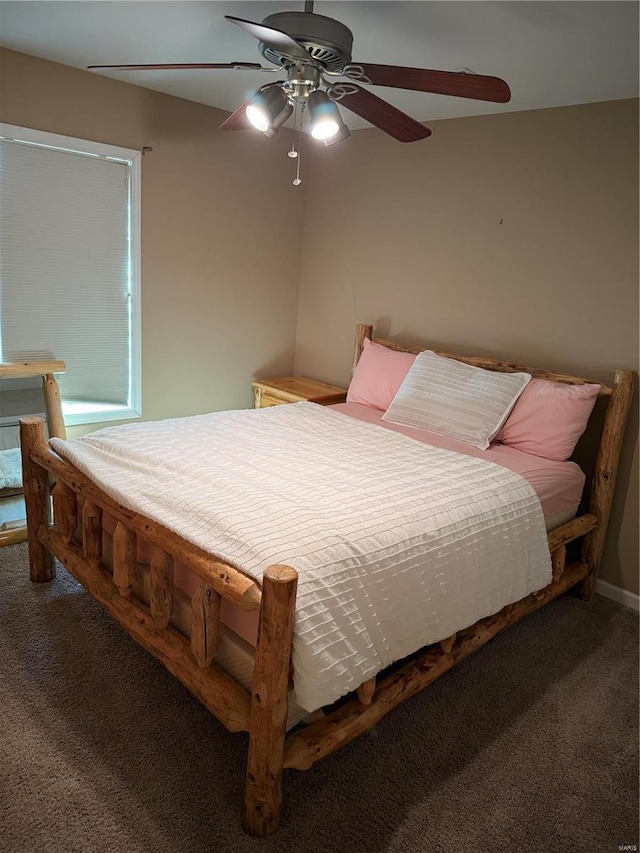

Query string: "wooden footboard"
[[20, 416, 297, 836]]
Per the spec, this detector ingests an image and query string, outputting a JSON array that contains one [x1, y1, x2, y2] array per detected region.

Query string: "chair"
[[0, 360, 66, 546]]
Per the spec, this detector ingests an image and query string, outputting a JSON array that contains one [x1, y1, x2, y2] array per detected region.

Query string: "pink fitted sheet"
[[331, 402, 586, 526], [102, 402, 586, 649]]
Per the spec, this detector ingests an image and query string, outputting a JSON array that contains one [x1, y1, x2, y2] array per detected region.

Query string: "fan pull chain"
[[288, 99, 301, 160], [289, 98, 303, 186]]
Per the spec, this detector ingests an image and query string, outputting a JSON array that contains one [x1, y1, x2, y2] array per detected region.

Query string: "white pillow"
[[382, 350, 531, 450]]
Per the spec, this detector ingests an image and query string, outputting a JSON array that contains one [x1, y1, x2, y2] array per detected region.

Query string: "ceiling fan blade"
[[88, 62, 276, 72], [330, 85, 431, 142], [219, 92, 258, 131], [225, 15, 313, 63], [348, 63, 511, 103]]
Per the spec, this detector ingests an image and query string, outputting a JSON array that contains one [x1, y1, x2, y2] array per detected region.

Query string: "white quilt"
[[51, 403, 551, 712]]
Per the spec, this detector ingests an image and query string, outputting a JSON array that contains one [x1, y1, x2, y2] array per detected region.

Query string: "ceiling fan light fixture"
[[245, 85, 292, 134], [246, 103, 271, 132], [322, 123, 351, 146], [307, 89, 344, 140], [312, 117, 339, 140]]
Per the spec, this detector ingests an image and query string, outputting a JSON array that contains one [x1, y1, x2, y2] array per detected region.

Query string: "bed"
[[19, 324, 635, 837]]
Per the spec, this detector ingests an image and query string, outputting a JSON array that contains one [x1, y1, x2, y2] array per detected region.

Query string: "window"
[[0, 124, 141, 426]]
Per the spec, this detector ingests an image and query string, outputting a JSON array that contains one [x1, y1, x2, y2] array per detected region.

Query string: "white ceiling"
[[0, 1, 638, 131]]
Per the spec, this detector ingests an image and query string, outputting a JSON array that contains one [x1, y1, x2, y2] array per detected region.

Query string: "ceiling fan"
[[89, 1, 511, 146]]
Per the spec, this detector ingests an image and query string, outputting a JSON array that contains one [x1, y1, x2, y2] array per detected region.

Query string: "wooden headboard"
[[352, 323, 613, 395]]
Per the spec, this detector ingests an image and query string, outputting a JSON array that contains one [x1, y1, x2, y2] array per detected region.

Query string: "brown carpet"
[[0, 542, 637, 853]]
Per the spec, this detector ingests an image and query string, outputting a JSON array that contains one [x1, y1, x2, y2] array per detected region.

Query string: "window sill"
[[62, 401, 141, 427]]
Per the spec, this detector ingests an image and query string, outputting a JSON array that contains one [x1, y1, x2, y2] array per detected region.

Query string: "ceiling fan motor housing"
[[259, 12, 353, 70]]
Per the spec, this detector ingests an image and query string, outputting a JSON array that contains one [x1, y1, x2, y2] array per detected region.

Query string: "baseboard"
[[596, 579, 640, 612]]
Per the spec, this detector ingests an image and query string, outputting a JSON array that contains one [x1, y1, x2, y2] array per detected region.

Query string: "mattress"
[[53, 402, 558, 712]]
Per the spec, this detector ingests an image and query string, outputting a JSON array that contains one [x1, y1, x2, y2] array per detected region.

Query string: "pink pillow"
[[496, 378, 600, 461], [347, 338, 417, 411]]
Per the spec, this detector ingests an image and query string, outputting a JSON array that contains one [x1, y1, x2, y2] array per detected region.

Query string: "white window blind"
[[0, 124, 141, 425]]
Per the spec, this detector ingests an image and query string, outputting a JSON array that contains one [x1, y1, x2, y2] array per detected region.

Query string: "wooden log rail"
[[283, 558, 589, 771]]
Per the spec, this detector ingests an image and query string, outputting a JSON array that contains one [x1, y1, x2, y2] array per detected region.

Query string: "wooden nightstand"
[[252, 376, 347, 409]]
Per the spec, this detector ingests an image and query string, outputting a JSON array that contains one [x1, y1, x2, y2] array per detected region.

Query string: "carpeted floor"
[[0, 542, 637, 853]]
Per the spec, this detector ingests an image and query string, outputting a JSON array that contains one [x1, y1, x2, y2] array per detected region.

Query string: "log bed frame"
[[19, 324, 636, 837]]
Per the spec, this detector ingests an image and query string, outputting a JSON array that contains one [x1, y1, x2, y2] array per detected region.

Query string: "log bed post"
[[577, 368, 636, 600], [42, 372, 67, 440], [243, 565, 298, 837], [19, 417, 55, 582]]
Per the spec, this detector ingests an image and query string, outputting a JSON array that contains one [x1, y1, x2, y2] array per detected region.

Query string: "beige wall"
[[2, 48, 637, 595], [296, 99, 639, 594], [0, 47, 305, 429]]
